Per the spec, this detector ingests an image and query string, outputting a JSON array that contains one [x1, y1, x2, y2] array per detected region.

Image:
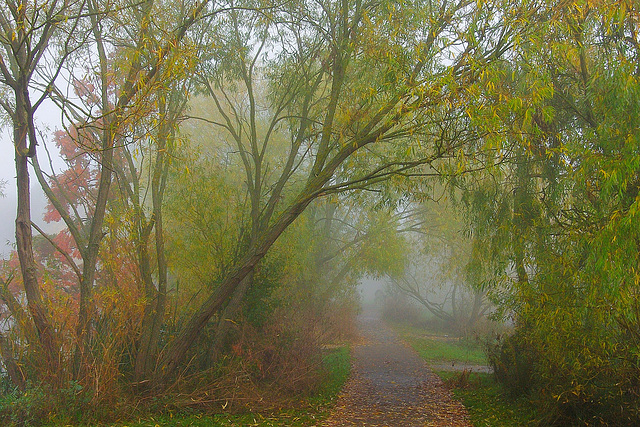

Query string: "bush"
[[0, 385, 50, 427], [486, 329, 536, 398], [0, 378, 128, 426], [227, 308, 327, 395], [487, 320, 640, 426]]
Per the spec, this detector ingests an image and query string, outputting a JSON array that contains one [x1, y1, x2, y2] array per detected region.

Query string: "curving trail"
[[322, 311, 471, 427]]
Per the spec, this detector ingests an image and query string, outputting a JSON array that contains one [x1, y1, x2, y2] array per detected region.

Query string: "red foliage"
[[44, 122, 103, 224]]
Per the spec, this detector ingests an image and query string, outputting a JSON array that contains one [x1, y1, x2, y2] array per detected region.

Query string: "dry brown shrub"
[[153, 299, 354, 415]]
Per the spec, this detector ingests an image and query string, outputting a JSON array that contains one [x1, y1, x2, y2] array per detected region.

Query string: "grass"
[[111, 346, 351, 427], [310, 346, 351, 405], [392, 322, 488, 365], [116, 411, 322, 426], [388, 320, 537, 427], [407, 337, 487, 365], [438, 371, 537, 427]]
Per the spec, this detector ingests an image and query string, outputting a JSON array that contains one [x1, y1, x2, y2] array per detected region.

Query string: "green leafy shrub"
[[0, 379, 123, 426], [486, 329, 536, 398], [0, 384, 50, 426], [488, 313, 640, 426]]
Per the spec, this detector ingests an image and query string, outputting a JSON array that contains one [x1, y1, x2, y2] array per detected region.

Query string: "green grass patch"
[[437, 371, 537, 427], [110, 346, 351, 427], [310, 346, 351, 405], [115, 411, 323, 426], [407, 337, 487, 365], [392, 322, 487, 365]]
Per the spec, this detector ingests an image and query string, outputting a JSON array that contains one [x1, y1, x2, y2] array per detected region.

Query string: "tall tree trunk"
[[144, 190, 168, 376], [13, 91, 59, 374], [133, 225, 156, 381], [134, 177, 168, 380], [73, 117, 115, 380], [134, 104, 174, 381], [73, 0, 120, 377]]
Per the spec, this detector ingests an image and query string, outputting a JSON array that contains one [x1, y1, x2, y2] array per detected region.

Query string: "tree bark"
[[14, 90, 59, 374], [208, 274, 253, 364]]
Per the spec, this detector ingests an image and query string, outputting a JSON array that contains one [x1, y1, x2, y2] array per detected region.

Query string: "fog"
[[358, 276, 387, 308], [0, 101, 66, 258], [1, 126, 19, 256], [0, 163, 52, 257]]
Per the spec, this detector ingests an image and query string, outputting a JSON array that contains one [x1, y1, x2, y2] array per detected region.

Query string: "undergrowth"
[[0, 346, 350, 427], [110, 346, 351, 427]]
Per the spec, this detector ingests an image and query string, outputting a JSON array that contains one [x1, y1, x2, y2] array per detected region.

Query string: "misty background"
[[1, 102, 65, 258]]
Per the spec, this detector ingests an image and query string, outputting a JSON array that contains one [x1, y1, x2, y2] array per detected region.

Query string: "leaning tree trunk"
[[154, 190, 317, 384], [208, 274, 253, 364]]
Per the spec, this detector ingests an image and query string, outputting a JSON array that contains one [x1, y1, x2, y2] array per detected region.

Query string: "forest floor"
[[321, 310, 472, 427]]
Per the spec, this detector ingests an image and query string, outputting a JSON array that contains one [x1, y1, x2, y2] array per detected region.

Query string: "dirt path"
[[322, 312, 472, 427]]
